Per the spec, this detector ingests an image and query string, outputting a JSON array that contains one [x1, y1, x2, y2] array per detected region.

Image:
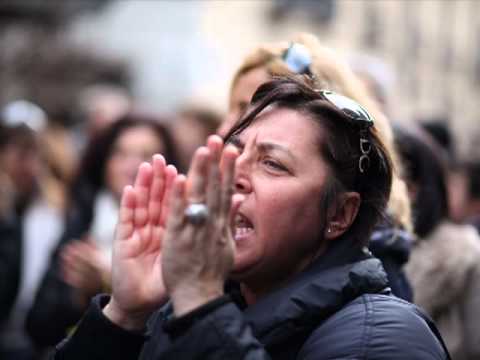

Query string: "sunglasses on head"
[[284, 44, 375, 173], [282, 44, 374, 128], [319, 90, 374, 174], [319, 90, 374, 129], [282, 43, 313, 76]]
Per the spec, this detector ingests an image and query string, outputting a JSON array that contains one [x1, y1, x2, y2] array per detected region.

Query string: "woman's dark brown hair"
[[225, 76, 393, 246]]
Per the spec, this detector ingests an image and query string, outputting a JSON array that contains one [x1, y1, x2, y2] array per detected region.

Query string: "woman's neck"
[[239, 280, 279, 306], [239, 283, 259, 305], [239, 251, 323, 306]]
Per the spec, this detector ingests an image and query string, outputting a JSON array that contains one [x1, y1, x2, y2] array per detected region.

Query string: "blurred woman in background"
[[396, 128, 480, 360], [171, 105, 222, 173], [26, 113, 178, 354], [0, 100, 66, 360]]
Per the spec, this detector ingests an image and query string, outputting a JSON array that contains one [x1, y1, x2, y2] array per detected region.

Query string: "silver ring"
[[184, 203, 209, 225]]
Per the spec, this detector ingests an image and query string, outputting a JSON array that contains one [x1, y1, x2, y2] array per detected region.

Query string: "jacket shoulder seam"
[[360, 295, 375, 360]]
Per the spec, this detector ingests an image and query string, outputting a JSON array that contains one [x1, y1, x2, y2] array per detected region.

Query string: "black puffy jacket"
[[53, 240, 450, 360], [369, 221, 414, 301]]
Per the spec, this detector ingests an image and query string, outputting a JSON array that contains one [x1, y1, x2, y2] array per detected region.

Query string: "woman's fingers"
[[62, 252, 88, 283], [133, 162, 153, 227], [60, 248, 75, 277], [186, 147, 210, 204], [62, 267, 84, 288], [166, 175, 187, 231], [206, 136, 223, 215], [76, 243, 101, 266], [118, 156, 177, 235], [63, 263, 98, 292], [63, 244, 95, 273], [148, 155, 166, 225], [220, 144, 239, 217], [118, 185, 136, 241], [62, 241, 86, 262], [159, 165, 178, 226]]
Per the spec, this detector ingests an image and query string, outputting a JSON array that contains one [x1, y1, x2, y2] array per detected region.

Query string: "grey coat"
[[406, 221, 480, 360]]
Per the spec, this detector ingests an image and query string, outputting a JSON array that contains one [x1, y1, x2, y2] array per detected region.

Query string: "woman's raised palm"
[[111, 155, 177, 317]]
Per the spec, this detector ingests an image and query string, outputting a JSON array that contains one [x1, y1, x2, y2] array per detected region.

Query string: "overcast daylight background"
[[1, 0, 479, 157]]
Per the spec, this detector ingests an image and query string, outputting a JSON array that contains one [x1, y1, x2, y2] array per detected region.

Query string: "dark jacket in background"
[[52, 239, 449, 360], [25, 184, 95, 350], [0, 214, 21, 325], [369, 221, 414, 301]]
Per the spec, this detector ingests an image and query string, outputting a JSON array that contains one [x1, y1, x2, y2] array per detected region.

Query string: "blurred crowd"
[[1, 31, 479, 360]]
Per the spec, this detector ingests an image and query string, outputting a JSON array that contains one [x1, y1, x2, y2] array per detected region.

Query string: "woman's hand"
[[103, 155, 177, 331], [162, 136, 242, 316], [61, 239, 111, 307]]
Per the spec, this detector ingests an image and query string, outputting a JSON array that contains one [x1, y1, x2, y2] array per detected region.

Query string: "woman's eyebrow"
[[257, 142, 295, 161]]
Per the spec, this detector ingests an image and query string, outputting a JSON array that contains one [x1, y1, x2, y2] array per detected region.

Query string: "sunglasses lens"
[[283, 43, 312, 75], [321, 91, 373, 127]]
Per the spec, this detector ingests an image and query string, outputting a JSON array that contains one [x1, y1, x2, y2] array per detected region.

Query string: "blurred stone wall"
[[2, 0, 478, 158], [200, 0, 479, 159], [0, 0, 130, 125]]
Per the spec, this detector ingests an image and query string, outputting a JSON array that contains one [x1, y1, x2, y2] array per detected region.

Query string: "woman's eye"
[[262, 158, 287, 171]]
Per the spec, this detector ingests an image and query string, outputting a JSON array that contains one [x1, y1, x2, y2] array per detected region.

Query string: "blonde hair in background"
[[230, 33, 412, 231]]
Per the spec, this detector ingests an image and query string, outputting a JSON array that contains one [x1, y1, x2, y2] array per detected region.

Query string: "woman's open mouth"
[[234, 213, 254, 242]]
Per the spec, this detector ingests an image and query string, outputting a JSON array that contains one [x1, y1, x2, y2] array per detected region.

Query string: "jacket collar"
[[241, 238, 389, 346]]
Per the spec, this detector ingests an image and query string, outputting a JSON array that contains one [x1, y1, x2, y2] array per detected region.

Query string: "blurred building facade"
[[324, 0, 479, 160], [0, 0, 129, 126], [1, 0, 478, 158], [200, 0, 480, 159]]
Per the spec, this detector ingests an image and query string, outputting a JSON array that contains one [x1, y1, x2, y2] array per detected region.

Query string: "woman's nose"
[[234, 153, 252, 194], [235, 176, 251, 194]]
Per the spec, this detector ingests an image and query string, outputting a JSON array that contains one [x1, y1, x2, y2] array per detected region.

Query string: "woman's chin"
[[230, 247, 260, 280]]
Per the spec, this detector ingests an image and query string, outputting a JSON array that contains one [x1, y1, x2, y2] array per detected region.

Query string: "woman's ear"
[[325, 192, 361, 240]]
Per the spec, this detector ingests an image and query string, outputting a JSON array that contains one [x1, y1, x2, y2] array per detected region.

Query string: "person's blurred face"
[[218, 67, 270, 138], [105, 126, 165, 199], [173, 117, 211, 172], [87, 94, 130, 137], [229, 107, 329, 289], [1, 139, 42, 199]]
